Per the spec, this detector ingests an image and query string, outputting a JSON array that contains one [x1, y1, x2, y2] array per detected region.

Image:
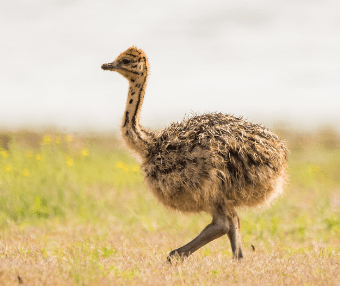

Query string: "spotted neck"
[[120, 74, 153, 158]]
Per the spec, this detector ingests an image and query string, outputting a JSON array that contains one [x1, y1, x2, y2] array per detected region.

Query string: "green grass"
[[0, 128, 339, 285]]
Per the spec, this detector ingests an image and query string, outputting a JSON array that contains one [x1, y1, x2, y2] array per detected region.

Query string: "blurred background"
[[1, 0, 339, 132], [1, 2, 340, 284]]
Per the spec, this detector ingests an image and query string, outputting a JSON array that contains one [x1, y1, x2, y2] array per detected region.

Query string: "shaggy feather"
[[143, 112, 288, 213]]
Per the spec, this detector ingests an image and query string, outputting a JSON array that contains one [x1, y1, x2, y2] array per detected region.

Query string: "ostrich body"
[[101, 47, 288, 260]]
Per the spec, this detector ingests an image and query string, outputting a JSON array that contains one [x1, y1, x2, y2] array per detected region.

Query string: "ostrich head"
[[101, 46, 148, 80]]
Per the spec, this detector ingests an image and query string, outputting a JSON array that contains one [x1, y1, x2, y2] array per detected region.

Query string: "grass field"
[[0, 127, 339, 285]]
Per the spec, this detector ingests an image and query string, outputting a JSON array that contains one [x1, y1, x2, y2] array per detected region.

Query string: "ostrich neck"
[[120, 75, 152, 158]]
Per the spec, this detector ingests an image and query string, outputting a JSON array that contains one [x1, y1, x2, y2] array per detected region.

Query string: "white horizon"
[[1, 0, 339, 132]]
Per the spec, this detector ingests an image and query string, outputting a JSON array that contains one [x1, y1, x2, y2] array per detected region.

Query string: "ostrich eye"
[[122, 58, 131, 65]]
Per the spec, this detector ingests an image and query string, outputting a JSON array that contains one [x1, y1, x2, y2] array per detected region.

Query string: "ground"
[[0, 127, 339, 285]]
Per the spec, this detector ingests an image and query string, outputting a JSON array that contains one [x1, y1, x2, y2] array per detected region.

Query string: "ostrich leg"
[[168, 208, 243, 261], [227, 211, 243, 259]]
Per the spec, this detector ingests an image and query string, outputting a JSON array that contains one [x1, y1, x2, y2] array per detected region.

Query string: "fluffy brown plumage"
[[102, 46, 288, 261], [144, 112, 287, 213]]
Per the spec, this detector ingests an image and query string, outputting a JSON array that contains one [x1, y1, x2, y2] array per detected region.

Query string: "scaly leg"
[[226, 211, 243, 259], [167, 210, 229, 262], [167, 208, 243, 262]]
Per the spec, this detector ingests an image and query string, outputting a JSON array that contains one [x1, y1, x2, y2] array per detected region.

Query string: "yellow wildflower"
[[0, 150, 8, 158], [25, 151, 33, 157], [55, 136, 61, 145], [116, 161, 129, 172], [36, 154, 42, 161], [65, 134, 73, 142], [81, 148, 89, 156], [43, 135, 51, 145], [4, 166, 11, 172], [313, 166, 320, 173], [22, 169, 29, 177], [132, 165, 140, 172], [66, 158, 74, 166]]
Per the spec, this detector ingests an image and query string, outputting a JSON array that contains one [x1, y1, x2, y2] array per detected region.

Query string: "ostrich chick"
[[101, 46, 288, 261]]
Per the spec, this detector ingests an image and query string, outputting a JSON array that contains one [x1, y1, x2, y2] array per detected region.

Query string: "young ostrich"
[[101, 46, 288, 261]]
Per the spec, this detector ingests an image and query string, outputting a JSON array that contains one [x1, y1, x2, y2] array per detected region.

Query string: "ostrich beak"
[[101, 61, 120, 71]]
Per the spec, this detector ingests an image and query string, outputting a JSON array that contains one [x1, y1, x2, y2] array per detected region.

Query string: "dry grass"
[[1, 222, 339, 286], [0, 128, 340, 285]]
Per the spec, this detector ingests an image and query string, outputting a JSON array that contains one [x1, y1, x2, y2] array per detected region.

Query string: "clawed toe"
[[167, 251, 186, 264]]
